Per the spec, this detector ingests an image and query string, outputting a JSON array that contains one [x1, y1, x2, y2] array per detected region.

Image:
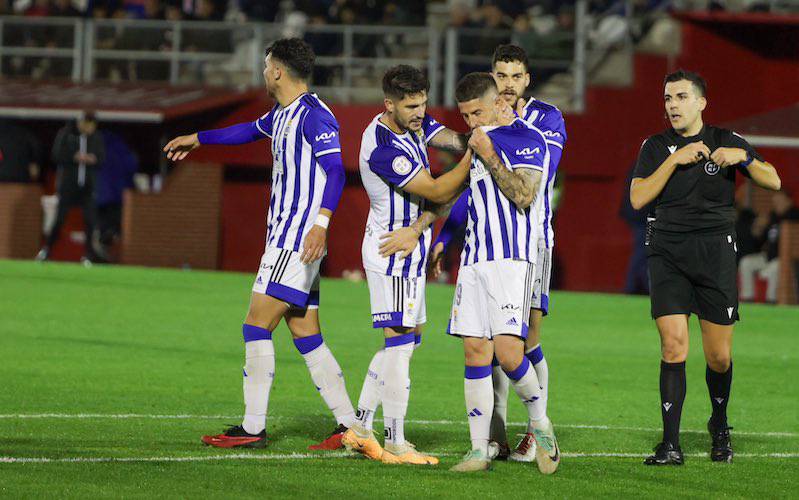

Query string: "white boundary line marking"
[[1, 452, 798, 464], [1, 414, 796, 438]]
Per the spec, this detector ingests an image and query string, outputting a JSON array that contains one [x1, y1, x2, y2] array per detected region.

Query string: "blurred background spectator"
[[739, 189, 799, 303], [0, 118, 43, 183], [37, 112, 105, 264]]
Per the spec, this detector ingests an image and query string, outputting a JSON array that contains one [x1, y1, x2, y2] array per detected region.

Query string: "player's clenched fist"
[[670, 141, 710, 166], [163, 133, 201, 161], [468, 128, 494, 160], [710, 147, 747, 167]]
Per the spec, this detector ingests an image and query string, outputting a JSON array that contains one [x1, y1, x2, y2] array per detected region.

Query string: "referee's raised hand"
[[670, 141, 710, 166]]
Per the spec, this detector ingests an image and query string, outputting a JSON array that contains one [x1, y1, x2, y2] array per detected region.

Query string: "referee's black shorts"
[[646, 230, 739, 325]]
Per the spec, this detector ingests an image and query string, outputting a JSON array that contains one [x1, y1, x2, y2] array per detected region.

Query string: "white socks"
[[241, 325, 275, 435], [490, 362, 509, 443], [526, 344, 549, 414], [504, 356, 545, 432], [381, 333, 415, 446], [464, 365, 494, 455], [294, 334, 355, 429], [355, 349, 384, 431]]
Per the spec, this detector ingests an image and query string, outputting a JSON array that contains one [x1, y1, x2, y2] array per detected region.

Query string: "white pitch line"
[[1, 414, 796, 438], [2, 452, 798, 464]]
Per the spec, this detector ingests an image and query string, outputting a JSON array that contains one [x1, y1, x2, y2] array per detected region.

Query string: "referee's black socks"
[[660, 360, 686, 447], [706, 361, 733, 427]]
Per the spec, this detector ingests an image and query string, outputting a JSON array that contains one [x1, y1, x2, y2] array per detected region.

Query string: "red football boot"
[[201, 425, 267, 449], [308, 424, 348, 450]]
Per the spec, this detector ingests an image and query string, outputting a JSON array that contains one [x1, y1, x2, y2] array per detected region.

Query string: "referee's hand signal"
[[670, 141, 710, 166]]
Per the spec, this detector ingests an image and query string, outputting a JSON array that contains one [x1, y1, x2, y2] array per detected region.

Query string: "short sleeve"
[[725, 130, 764, 163], [303, 108, 342, 158], [368, 146, 423, 187], [490, 128, 546, 172], [254, 107, 275, 138], [422, 113, 445, 144], [633, 137, 659, 179], [539, 111, 567, 149]]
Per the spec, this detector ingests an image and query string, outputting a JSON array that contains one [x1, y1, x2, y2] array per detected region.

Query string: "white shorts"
[[531, 240, 552, 315], [366, 270, 426, 329], [252, 247, 320, 309], [448, 259, 534, 340]]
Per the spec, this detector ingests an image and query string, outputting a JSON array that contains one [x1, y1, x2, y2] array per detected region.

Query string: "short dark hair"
[[455, 72, 498, 103], [382, 65, 429, 100], [266, 38, 314, 81], [664, 69, 706, 97], [492, 44, 529, 73]]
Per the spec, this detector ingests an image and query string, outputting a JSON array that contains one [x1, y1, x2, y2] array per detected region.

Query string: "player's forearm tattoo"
[[484, 153, 539, 208], [410, 210, 438, 235], [431, 129, 468, 153]]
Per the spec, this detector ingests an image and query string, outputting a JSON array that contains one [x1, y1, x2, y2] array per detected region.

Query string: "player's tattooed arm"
[[486, 157, 540, 209], [428, 128, 469, 153], [469, 128, 540, 209]]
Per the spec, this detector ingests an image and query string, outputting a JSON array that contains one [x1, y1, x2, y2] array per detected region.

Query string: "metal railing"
[[0, 6, 592, 110]]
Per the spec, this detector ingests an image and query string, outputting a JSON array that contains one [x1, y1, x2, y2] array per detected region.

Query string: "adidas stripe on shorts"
[[252, 246, 320, 309]]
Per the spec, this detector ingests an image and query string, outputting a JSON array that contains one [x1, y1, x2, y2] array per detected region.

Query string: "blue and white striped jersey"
[[521, 98, 567, 248], [254, 93, 341, 252], [359, 113, 445, 277], [461, 118, 549, 267]]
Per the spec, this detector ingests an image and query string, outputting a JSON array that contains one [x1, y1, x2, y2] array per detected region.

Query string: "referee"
[[630, 70, 781, 465]]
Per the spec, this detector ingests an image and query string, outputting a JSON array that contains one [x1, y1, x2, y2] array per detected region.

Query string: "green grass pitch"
[[1, 260, 797, 498]]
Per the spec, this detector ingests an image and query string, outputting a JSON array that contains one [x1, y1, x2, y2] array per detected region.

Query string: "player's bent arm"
[[301, 153, 344, 264], [746, 159, 781, 191], [428, 127, 469, 153], [378, 193, 465, 259], [402, 149, 472, 204]]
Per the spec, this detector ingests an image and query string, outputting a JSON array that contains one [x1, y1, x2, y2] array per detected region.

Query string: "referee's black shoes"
[[644, 441, 684, 465], [708, 420, 734, 463]]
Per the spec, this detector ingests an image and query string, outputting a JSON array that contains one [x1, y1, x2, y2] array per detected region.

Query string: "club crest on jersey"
[[392, 155, 413, 175], [668, 145, 677, 154], [704, 161, 720, 176]]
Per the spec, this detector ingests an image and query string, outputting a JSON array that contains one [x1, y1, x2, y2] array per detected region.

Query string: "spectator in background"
[[94, 129, 138, 261], [0, 119, 42, 183], [739, 189, 799, 303], [620, 162, 653, 294], [733, 183, 761, 263], [37, 112, 106, 264]]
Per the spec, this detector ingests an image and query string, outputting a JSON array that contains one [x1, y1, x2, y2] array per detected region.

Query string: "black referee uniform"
[[634, 125, 762, 324]]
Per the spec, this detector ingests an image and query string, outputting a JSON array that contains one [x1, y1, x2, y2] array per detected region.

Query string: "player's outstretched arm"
[[428, 127, 469, 153], [164, 120, 269, 161], [402, 148, 472, 204], [630, 141, 710, 210], [470, 128, 540, 209]]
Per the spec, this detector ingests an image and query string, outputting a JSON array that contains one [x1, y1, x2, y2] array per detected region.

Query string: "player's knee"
[[705, 350, 730, 372], [494, 339, 524, 372], [660, 334, 688, 362], [463, 340, 492, 365]]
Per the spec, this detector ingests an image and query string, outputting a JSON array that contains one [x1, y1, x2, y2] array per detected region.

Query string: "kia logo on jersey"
[[315, 132, 336, 142], [515, 147, 540, 156]]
